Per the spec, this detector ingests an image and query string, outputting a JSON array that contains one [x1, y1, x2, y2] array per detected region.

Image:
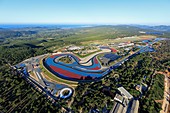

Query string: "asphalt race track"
[[43, 41, 158, 82], [44, 53, 110, 81]]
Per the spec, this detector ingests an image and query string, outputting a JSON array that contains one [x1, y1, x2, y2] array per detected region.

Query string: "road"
[[34, 68, 46, 87], [110, 49, 140, 70], [110, 46, 153, 70], [78, 49, 111, 65]]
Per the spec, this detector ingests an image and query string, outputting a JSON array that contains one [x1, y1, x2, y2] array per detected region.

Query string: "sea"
[[0, 24, 95, 29]]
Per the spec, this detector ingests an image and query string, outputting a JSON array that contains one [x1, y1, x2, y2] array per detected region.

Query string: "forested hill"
[[0, 25, 169, 41], [0, 29, 37, 39], [1, 25, 169, 51]]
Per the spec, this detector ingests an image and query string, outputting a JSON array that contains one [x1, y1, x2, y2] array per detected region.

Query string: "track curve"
[[44, 53, 110, 81]]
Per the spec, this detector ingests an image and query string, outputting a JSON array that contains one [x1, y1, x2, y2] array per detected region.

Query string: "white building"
[[67, 46, 83, 51], [118, 43, 134, 48], [118, 87, 133, 100], [114, 94, 124, 103]]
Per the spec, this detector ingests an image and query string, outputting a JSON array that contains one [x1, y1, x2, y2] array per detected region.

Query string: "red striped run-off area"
[[49, 65, 83, 79]]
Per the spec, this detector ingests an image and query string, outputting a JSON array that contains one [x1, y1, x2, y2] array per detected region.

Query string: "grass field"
[[81, 35, 156, 46]]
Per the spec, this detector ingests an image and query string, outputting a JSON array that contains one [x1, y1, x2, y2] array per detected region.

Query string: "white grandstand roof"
[[68, 46, 81, 50], [118, 87, 133, 99]]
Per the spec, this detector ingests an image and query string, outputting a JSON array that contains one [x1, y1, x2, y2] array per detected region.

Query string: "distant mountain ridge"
[[130, 25, 170, 32]]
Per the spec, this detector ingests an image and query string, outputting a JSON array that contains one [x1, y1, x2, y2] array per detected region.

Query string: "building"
[[139, 31, 146, 34], [100, 57, 110, 66], [110, 86, 140, 113], [100, 53, 121, 66], [118, 43, 134, 48], [109, 101, 128, 113], [117, 87, 133, 100], [67, 46, 83, 51], [114, 94, 124, 103], [130, 99, 139, 113]]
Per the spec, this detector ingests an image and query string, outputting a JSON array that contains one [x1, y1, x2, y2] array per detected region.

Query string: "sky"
[[0, 0, 170, 25]]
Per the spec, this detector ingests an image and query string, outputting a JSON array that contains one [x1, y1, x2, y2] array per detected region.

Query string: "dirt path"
[[155, 99, 163, 103]]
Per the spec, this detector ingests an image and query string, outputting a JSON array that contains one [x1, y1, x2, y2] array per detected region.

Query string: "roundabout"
[[59, 88, 73, 99]]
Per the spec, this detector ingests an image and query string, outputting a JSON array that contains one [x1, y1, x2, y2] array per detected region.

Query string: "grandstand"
[[103, 53, 121, 62], [139, 46, 156, 53]]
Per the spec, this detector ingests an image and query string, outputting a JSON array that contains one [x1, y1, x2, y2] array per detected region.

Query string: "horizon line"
[[0, 23, 170, 26]]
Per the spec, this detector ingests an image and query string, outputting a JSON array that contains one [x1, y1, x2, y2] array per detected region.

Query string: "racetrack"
[[44, 53, 110, 81]]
